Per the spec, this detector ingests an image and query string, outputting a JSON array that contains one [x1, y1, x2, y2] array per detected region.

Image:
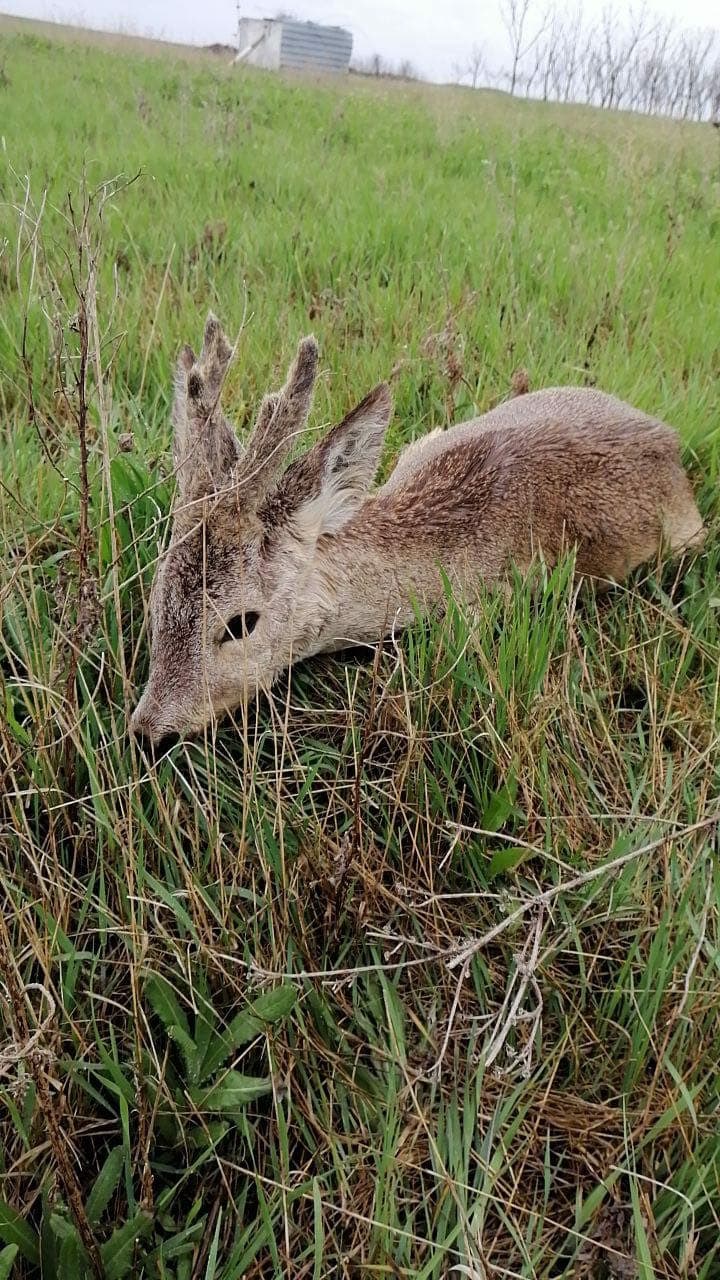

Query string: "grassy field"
[[1, 22, 719, 1280]]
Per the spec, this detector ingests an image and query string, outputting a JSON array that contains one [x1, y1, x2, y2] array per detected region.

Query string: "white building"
[[235, 16, 353, 74]]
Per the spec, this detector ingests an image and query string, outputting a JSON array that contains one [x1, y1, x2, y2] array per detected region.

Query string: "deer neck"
[[301, 507, 431, 656]]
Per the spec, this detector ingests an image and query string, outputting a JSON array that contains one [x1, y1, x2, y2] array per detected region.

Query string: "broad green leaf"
[[193, 988, 218, 1070], [186, 1121, 229, 1149], [200, 985, 296, 1081], [101, 1211, 153, 1280], [0, 1201, 40, 1265], [480, 778, 519, 833], [58, 1225, 86, 1277], [40, 1210, 59, 1280], [86, 1145, 125, 1226], [48, 1214, 76, 1245], [4, 691, 31, 746], [168, 1023, 202, 1085], [144, 973, 191, 1039], [189, 1071, 273, 1113], [487, 845, 533, 880], [0, 1245, 19, 1280], [249, 986, 297, 1022]]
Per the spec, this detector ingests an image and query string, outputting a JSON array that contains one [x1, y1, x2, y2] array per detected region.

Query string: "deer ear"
[[284, 383, 392, 539]]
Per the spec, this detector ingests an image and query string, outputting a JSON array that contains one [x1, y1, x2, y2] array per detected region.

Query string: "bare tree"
[[458, 43, 487, 89], [631, 18, 675, 114], [523, 23, 550, 98], [556, 6, 585, 101], [459, 2, 719, 119], [352, 52, 422, 81], [500, 0, 549, 94], [515, 2, 718, 119], [704, 54, 720, 123], [398, 58, 419, 79]]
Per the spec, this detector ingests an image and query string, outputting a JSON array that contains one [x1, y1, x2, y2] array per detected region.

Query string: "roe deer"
[[130, 314, 704, 745]]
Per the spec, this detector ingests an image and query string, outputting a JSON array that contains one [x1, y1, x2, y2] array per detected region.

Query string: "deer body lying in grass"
[[131, 316, 704, 745]]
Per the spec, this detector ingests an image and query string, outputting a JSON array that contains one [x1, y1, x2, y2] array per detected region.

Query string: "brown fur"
[[130, 317, 704, 744]]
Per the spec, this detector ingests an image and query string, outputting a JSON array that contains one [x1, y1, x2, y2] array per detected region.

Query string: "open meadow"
[[0, 19, 719, 1279]]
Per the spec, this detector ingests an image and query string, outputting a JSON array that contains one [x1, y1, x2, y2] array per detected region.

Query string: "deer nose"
[[130, 700, 181, 756], [133, 724, 181, 757]]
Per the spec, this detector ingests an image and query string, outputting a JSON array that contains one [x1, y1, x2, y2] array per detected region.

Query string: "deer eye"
[[220, 612, 260, 644]]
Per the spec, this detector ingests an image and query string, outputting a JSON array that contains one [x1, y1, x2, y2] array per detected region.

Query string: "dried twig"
[[62, 188, 98, 789], [0, 920, 105, 1279]]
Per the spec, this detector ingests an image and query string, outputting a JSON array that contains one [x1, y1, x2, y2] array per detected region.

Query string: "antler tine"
[[172, 314, 243, 497], [284, 335, 319, 401], [200, 312, 233, 370], [178, 343, 196, 373], [234, 336, 319, 502], [182, 312, 234, 415]]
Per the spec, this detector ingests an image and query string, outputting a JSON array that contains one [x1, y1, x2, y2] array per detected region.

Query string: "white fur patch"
[[291, 399, 390, 539], [291, 471, 367, 539]]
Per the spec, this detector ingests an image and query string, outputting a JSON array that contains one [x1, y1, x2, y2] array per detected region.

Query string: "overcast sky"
[[3, 0, 720, 81]]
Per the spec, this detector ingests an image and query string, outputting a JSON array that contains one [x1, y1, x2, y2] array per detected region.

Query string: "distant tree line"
[[352, 52, 419, 81], [455, 1, 720, 123]]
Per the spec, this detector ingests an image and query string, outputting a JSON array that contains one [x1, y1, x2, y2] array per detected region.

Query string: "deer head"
[[130, 314, 392, 746]]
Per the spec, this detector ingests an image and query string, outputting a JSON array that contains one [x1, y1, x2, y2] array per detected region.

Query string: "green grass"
[[1, 25, 719, 1280]]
